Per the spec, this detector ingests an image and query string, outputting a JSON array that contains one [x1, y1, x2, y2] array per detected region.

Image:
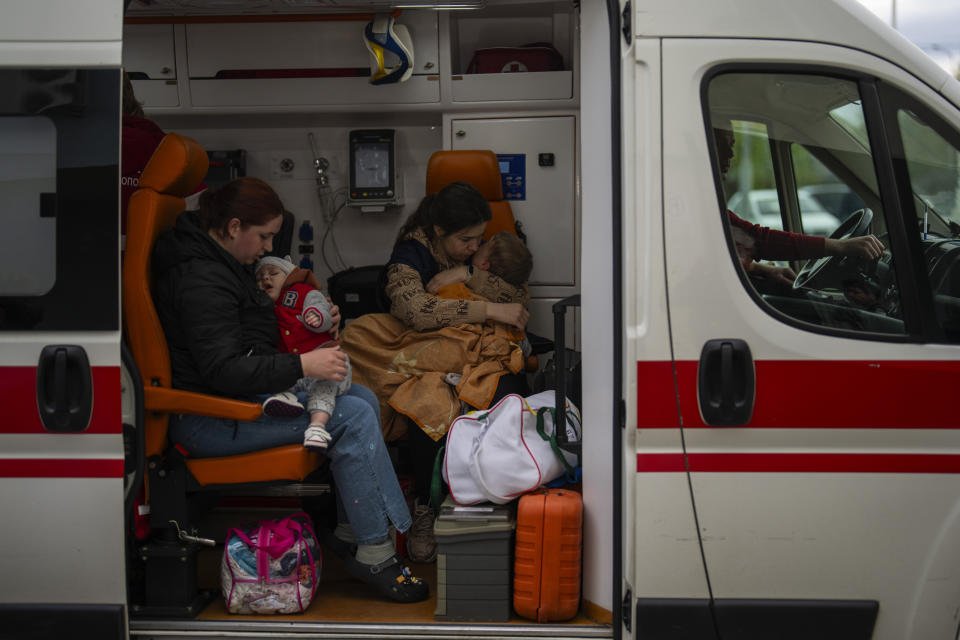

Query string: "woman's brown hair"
[[198, 177, 285, 239], [394, 181, 491, 247]]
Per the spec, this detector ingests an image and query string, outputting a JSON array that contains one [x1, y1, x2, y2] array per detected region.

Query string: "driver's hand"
[[829, 234, 884, 260], [751, 262, 796, 285], [767, 265, 797, 286]]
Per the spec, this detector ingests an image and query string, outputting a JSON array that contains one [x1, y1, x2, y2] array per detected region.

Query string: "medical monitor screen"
[[354, 142, 391, 189]]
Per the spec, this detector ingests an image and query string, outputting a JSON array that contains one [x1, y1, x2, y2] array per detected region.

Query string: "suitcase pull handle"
[[431, 445, 447, 509], [552, 294, 581, 458]]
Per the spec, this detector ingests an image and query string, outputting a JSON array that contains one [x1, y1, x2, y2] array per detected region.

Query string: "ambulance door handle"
[[36, 345, 92, 432], [698, 339, 755, 426]]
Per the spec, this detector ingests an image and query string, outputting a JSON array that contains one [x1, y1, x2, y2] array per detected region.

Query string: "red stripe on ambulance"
[[635, 360, 680, 427], [0, 366, 121, 434], [637, 453, 960, 473], [0, 459, 123, 478], [637, 360, 960, 429]]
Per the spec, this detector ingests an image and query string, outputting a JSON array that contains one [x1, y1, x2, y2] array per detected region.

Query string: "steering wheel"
[[792, 208, 874, 290]]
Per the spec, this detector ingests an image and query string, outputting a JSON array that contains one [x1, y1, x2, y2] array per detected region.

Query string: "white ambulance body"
[[1, 0, 959, 638]]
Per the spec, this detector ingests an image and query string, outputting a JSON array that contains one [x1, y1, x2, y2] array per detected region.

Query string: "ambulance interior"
[[120, 0, 606, 632]]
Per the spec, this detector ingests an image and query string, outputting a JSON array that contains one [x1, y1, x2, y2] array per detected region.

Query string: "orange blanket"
[[436, 282, 483, 301], [340, 313, 525, 442]]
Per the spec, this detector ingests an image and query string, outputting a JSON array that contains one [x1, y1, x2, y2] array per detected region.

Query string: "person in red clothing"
[[121, 72, 167, 225], [121, 72, 204, 229], [256, 255, 352, 450], [714, 125, 884, 285]]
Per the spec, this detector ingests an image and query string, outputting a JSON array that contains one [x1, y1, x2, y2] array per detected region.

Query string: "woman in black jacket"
[[152, 177, 428, 603]]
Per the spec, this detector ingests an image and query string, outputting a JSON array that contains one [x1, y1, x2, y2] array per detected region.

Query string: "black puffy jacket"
[[152, 210, 302, 398]]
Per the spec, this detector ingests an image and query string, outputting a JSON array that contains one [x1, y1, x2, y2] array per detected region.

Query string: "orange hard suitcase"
[[513, 487, 583, 621]]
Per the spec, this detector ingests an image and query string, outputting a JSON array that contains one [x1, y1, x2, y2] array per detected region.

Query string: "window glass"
[[830, 102, 870, 148], [723, 121, 784, 231], [791, 144, 865, 235], [0, 69, 119, 331], [0, 117, 57, 295], [895, 108, 960, 339], [708, 72, 905, 337]]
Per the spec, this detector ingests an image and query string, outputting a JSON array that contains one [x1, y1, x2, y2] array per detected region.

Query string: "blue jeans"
[[168, 384, 411, 545]]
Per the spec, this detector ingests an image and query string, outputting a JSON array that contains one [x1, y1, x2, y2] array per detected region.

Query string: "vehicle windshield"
[[896, 108, 960, 237], [831, 101, 960, 237]]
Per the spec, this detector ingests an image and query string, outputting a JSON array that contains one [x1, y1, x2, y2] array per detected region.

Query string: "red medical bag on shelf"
[[465, 42, 564, 74]]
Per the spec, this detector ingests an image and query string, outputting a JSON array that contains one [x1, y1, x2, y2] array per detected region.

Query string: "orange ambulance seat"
[[425, 149, 539, 371], [425, 149, 518, 241], [123, 132, 319, 487]]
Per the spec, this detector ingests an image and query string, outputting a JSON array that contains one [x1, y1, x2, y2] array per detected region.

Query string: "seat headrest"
[[426, 150, 503, 201], [139, 133, 209, 197]]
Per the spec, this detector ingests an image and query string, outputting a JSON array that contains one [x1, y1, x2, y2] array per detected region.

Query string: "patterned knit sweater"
[[383, 228, 528, 331]]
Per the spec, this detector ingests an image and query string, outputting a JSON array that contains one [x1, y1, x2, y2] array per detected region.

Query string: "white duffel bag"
[[442, 390, 581, 505]]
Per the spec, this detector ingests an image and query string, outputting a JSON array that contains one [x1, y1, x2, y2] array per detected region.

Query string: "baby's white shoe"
[[304, 424, 332, 449]]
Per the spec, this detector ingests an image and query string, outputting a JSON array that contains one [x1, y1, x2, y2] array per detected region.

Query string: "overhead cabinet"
[[448, 6, 575, 102], [122, 2, 579, 111], [185, 14, 440, 107]]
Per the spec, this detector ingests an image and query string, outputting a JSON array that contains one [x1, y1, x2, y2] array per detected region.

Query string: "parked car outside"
[[727, 188, 840, 237], [798, 183, 865, 221]]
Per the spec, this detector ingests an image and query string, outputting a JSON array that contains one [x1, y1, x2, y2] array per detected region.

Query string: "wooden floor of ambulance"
[[195, 544, 606, 627]]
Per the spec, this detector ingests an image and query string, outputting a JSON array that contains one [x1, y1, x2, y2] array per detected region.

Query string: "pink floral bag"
[[221, 512, 322, 614]]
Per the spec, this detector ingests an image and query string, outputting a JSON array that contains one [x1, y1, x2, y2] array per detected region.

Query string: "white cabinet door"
[[185, 14, 439, 79], [123, 24, 180, 108], [450, 115, 577, 288], [184, 14, 440, 107], [123, 24, 176, 80]]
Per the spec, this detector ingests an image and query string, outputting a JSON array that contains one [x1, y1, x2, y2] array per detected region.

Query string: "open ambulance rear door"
[[0, 2, 126, 638]]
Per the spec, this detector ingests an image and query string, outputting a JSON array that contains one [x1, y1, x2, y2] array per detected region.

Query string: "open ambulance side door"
[[661, 36, 960, 640], [0, 3, 126, 638]]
